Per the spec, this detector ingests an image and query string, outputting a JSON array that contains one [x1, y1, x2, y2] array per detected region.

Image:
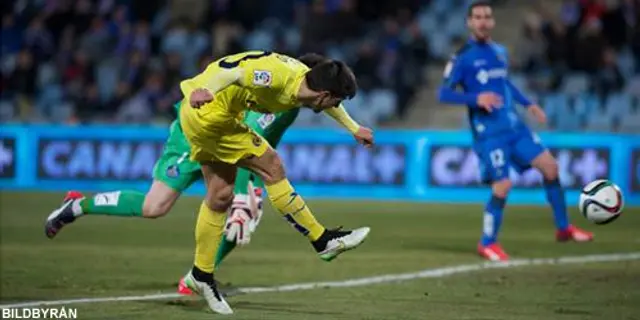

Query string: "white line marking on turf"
[[1, 252, 639, 309]]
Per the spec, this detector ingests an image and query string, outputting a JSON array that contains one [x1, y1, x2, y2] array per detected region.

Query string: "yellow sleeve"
[[324, 104, 361, 134], [179, 65, 241, 97]]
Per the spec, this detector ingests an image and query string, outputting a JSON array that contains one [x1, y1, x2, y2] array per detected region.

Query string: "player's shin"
[[544, 179, 569, 231], [265, 179, 326, 241], [481, 195, 506, 246], [77, 190, 145, 217], [194, 201, 226, 274]]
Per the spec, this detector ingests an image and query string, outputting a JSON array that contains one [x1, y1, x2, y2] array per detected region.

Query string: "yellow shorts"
[[179, 98, 269, 164]]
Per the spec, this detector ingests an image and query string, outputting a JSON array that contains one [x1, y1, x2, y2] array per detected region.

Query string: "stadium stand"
[[1, 0, 638, 132]]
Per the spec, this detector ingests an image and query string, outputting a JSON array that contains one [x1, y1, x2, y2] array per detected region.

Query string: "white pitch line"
[[1, 252, 639, 309]]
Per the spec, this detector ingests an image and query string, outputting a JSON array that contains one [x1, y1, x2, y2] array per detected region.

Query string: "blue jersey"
[[438, 39, 532, 141], [438, 39, 545, 183]]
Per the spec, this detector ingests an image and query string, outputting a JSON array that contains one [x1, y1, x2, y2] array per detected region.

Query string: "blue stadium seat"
[[619, 112, 640, 133], [345, 91, 378, 128], [431, 0, 454, 16], [243, 30, 275, 51], [585, 112, 614, 132], [418, 12, 439, 36], [369, 89, 398, 121], [96, 60, 120, 102], [36, 62, 58, 89], [541, 93, 569, 127], [283, 27, 301, 53], [292, 108, 317, 127], [510, 73, 528, 92], [0, 100, 15, 122], [604, 93, 633, 119], [573, 94, 599, 118], [429, 32, 451, 60], [618, 49, 636, 79], [325, 45, 348, 62], [555, 112, 582, 131], [443, 10, 467, 37], [561, 73, 589, 95], [625, 76, 640, 98]]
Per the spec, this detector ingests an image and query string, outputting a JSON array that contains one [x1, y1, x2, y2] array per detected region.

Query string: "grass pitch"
[[1, 191, 639, 319]]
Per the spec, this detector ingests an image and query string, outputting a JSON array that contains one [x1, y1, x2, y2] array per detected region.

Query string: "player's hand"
[[190, 88, 214, 108], [225, 208, 253, 246], [476, 93, 503, 112], [354, 126, 374, 148], [527, 104, 547, 124]]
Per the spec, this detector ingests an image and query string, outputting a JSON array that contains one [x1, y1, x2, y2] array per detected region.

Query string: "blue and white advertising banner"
[[1, 125, 637, 206]]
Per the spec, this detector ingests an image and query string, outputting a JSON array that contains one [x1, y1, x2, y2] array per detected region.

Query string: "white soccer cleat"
[[182, 272, 233, 315], [316, 227, 371, 262]]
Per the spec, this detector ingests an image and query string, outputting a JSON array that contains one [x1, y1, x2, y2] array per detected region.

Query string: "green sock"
[[234, 168, 265, 197], [80, 190, 145, 217], [214, 235, 237, 268], [215, 169, 265, 268]]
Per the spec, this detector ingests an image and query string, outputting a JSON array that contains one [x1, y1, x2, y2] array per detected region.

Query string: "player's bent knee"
[[264, 154, 286, 184], [539, 158, 559, 181], [207, 186, 234, 212], [492, 180, 512, 198], [142, 200, 170, 218], [244, 149, 286, 185]]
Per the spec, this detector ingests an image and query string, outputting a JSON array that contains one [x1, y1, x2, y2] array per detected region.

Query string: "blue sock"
[[481, 195, 506, 246], [544, 178, 569, 230]]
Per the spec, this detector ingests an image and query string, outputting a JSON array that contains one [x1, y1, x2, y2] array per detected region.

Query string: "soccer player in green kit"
[[45, 54, 336, 295]]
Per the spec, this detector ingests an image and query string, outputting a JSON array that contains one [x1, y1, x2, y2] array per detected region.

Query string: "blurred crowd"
[[0, 0, 436, 125], [509, 0, 640, 132], [516, 0, 640, 97]]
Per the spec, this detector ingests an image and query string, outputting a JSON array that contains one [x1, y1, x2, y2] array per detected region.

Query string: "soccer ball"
[[579, 180, 624, 225]]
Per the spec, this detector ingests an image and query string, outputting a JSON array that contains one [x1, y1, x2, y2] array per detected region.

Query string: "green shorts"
[[152, 103, 300, 192]]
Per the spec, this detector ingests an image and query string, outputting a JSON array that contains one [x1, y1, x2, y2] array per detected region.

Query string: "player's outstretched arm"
[[324, 104, 360, 134], [438, 86, 479, 106], [180, 68, 243, 107], [324, 104, 373, 147]]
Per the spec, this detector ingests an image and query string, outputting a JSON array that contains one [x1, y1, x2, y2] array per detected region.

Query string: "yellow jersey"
[[180, 51, 308, 115], [180, 51, 360, 133]]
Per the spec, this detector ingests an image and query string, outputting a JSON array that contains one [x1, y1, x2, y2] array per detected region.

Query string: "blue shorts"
[[474, 128, 546, 184]]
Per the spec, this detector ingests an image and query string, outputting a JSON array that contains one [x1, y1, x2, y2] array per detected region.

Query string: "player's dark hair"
[[467, 1, 492, 17], [298, 53, 330, 68], [305, 60, 357, 100]]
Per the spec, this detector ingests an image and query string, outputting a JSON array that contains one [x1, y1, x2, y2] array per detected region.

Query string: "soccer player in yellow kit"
[[178, 51, 373, 314]]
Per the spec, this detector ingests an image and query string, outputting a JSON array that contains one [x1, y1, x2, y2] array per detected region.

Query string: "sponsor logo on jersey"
[[253, 70, 272, 86], [252, 134, 263, 147], [166, 164, 180, 178], [476, 68, 507, 84], [474, 59, 487, 67], [257, 113, 276, 129]]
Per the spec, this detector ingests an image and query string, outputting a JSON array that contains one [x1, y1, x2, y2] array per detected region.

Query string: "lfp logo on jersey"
[[253, 70, 272, 86]]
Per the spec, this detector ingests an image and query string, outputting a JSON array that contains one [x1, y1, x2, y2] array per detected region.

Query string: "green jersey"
[[152, 102, 299, 192]]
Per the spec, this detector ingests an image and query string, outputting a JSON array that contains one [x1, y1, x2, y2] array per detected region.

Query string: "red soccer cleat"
[[177, 277, 194, 295], [477, 242, 509, 261], [63, 191, 84, 202], [556, 225, 594, 242]]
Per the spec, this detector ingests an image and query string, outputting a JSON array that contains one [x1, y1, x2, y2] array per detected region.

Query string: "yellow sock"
[[194, 201, 226, 273], [266, 179, 325, 241]]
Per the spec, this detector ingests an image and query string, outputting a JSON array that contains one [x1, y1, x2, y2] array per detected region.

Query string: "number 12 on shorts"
[[489, 149, 505, 168]]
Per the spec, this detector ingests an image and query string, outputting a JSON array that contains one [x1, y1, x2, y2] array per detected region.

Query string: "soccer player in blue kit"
[[438, 1, 593, 261]]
